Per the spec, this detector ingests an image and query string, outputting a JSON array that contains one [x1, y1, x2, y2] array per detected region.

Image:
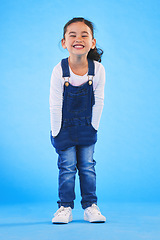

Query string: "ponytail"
[[87, 47, 103, 63]]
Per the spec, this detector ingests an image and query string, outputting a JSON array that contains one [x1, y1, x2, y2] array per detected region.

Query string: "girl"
[[50, 17, 106, 224]]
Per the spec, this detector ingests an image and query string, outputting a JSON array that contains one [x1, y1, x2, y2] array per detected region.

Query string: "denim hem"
[[81, 201, 97, 209], [57, 201, 74, 209]]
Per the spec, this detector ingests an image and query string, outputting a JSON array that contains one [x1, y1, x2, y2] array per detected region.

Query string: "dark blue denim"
[[56, 144, 97, 209], [50, 58, 98, 209], [51, 58, 97, 151]]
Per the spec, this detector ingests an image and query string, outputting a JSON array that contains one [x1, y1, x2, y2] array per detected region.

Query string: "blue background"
[[0, 0, 160, 206]]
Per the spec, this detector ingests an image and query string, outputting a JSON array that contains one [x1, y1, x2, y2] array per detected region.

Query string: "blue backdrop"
[[0, 0, 160, 205]]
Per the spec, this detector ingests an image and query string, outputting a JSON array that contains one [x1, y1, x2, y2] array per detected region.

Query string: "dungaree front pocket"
[[67, 88, 88, 114], [50, 128, 71, 150]]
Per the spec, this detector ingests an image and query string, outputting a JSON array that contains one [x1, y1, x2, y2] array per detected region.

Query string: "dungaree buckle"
[[64, 77, 70, 87], [88, 75, 93, 85], [65, 81, 69, 87]]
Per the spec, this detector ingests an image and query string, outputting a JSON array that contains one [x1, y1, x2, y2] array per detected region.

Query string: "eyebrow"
[[81, 31, 89, 34], [68, 31, 89, 35], [68, 31, 76, 35]]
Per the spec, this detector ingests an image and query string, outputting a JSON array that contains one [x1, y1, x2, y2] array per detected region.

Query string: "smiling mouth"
[[73, 44, 84, 49]]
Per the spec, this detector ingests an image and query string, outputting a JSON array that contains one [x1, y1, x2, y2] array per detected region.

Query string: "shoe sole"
[[84, 219, 106, 223], [90, 220, 105, 223], [84, 214, 106, 223], [52, 222, 69, 224], [52, 215, 72, 224]]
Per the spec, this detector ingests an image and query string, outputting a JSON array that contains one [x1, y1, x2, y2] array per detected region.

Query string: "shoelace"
[[54, 206, 71, 216], [87, 204, 101, 215]]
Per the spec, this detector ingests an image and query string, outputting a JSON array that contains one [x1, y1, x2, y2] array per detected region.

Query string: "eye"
[[70, 35, 76, 37], [82, 35, 88, 38]]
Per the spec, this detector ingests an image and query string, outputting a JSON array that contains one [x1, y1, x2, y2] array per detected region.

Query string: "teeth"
[[73, 45, 84, 48]]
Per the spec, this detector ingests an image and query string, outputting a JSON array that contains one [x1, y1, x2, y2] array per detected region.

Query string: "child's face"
[[61, 22, 96, 58]]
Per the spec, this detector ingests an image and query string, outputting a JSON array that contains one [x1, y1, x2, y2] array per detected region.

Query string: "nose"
[[75, 35, 83, 42]]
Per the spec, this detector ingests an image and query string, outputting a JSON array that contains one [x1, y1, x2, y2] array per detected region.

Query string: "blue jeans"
[[56, 144, 97, 209]]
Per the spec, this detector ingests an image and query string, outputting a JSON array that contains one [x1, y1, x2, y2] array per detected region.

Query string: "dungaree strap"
[[61, 57, 95, 78], [88, 58, 95, 76], [61, 58, 70, 78]]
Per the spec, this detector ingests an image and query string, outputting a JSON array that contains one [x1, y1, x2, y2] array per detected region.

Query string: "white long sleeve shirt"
[[49, 60, 105, 137]]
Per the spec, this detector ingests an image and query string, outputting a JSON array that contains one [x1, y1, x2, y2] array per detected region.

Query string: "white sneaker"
[[52, 206, 72, 224], [84, 204, 106, 223]]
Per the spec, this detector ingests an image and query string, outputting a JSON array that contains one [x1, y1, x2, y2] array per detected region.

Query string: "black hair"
[[63, 17, 103, 62]]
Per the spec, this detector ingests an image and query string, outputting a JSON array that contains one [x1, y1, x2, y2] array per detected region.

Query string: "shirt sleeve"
[[49, 66, 63, 137], [91, 64, 105, 130]]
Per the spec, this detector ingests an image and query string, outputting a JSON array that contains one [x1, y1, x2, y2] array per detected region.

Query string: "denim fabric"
[[51, 58, 97, 151], [51, 58, 98, 209], [56, 144, 97, 209]]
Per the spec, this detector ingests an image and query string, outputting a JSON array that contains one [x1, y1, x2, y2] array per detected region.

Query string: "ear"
[[91, 38, 96, 49], [61, 38, 67, 49]]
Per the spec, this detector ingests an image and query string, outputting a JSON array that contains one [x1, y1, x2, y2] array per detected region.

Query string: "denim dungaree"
[[51, 58, 98, 209], [51, 57, 97, 151]]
